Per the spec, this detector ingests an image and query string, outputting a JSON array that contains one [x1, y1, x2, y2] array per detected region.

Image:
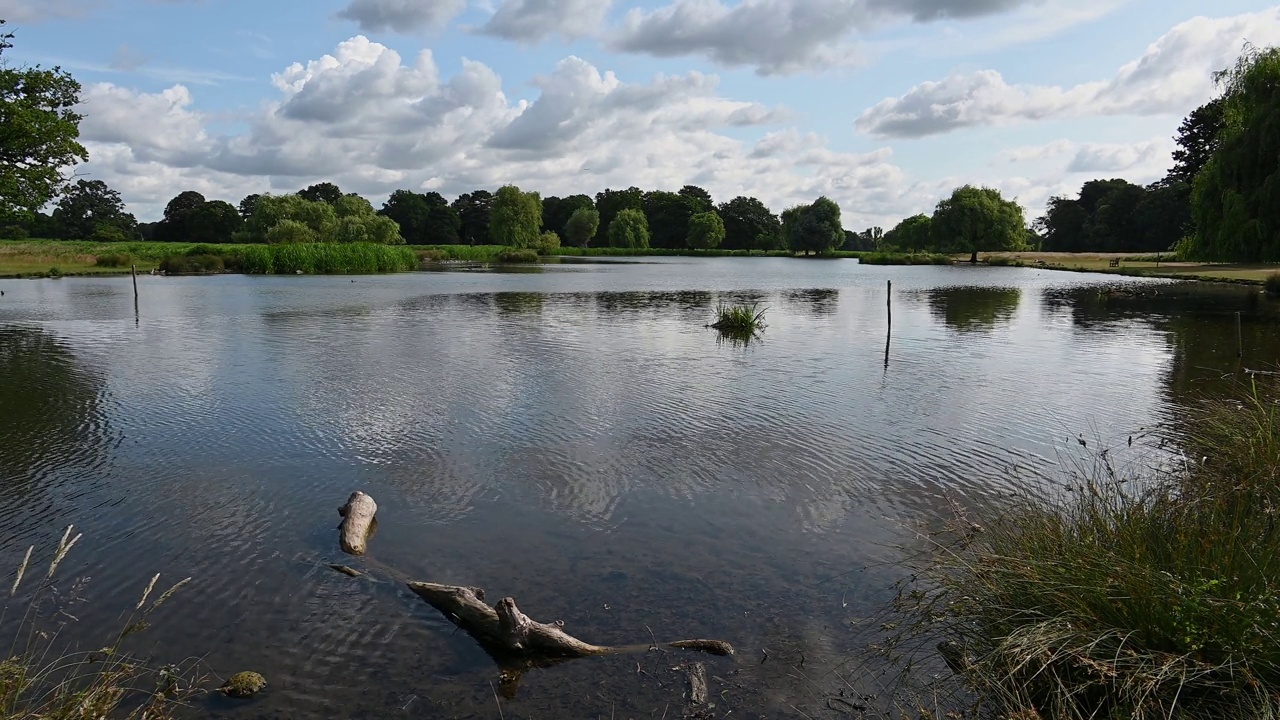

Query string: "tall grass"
[[496, 249, 539, 263], [1, 527, 201, 719], [232, 243, 417, 274], [890, 380, 1280, 719]]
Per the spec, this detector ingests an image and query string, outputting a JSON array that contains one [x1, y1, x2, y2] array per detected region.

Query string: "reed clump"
[[709, 302, 767, 343], [891, 379, 1280, 719]]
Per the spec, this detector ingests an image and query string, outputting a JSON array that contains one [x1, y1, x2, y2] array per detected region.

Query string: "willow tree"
[[1191, 45, 1280, 262], [931, 185, 1026, 263]]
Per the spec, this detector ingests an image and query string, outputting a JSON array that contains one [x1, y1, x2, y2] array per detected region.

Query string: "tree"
[[379, 190, 430, 243], [643, 190, 702, 249], [297, 182, 343, 205], [607, 208, 650, 249], [1190, 45, 1280, 261], [1085, 182, 1146, 252], [931, 185, 1026, 263], [1169, 97, 1225, 185], [564, 207, 600, 248], [335, 194, 374, 218], [380, 190, 459, 244], [489, 185, 542, 248], [1133, 181, 1192, 252], [594, 187, 643, 245], [238, 194, 261, 220], [155, 190, 206, 241], [1036, 196, 1089, 252], [185, 200, 242, 244], [687, 211, 725, 250], [51, 179, 137, 240], [267, 219, 317, 244], [246, 194, 336, 241], [844, 227, 883, 251], [541, 194, 593, 236], [785, 197, 843, 255], [884, 214, 932, 252], [678, 185, 713, 212], [717, 196, 781, 250], [451, 190, 493, 245], [0, 21, 88, 216]]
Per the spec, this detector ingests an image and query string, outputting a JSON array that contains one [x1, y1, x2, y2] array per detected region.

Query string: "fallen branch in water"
[[338, 491, 377, 556], [328, 491, 735, 697]]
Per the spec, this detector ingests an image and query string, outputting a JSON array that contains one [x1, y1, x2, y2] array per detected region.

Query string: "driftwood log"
[[338, 491, 377, 555], [331, 492, 734, 697]]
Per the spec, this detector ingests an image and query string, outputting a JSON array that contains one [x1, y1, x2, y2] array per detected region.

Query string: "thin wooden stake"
[[1237, 311, 1244, 358], [132, 264, 139, 322], [884, 280, 892, 368]]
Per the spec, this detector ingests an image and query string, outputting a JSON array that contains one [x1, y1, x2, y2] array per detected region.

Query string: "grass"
[[983, 252, 1280, 284], [890, 379, 1280, 719], [1, 527, 201, 719], [0, 240, 418, 277], [859, 252, 954, 266]]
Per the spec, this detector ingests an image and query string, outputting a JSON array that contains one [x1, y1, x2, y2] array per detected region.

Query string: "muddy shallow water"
[[0, 258, 1276, 718]]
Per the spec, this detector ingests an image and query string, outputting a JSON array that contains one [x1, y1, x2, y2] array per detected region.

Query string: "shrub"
[[0, 225, 29, 239], [95, 252, 133, 268], [1265, 272, 1280, 296], [537, 230, 561, 255], [159, 254, 224, 274], [497, 249, 539, 263], [859, 252, 953, 266]]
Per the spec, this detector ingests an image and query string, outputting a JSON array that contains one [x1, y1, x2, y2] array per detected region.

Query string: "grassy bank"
[[0, 239, 417, 277], [895, 379, 1280, 718], [983, 251, 1280, 284]]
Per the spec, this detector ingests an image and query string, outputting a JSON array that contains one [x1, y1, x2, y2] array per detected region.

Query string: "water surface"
[[0, 258, 1276, 718]]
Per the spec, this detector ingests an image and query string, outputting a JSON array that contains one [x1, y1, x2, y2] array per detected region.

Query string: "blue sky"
[[4, 0, 1279, 226]]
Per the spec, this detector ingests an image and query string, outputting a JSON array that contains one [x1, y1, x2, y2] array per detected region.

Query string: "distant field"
[[0, 239, 226, 277], [983, 251, 1280, 284]]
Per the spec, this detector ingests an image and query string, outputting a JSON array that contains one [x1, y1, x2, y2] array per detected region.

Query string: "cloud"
[[73, 35, 934, 229], [856, 8, 1280, 137], [607, 0, 1050, 75], [335, 0, 467, 33], [1065, 139, 1174, 174], [479, 0, 613, 42], [0, 0, 99, 22], [608, 0, 868, 75]]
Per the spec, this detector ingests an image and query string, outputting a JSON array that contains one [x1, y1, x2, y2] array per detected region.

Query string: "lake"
[[0, 257, 1276, 718]]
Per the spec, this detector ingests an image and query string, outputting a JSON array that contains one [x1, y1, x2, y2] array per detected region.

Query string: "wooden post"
[[884, 280, 892, 368], [1237, 312, 1244, 358], [132, 264, 139, 322]]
